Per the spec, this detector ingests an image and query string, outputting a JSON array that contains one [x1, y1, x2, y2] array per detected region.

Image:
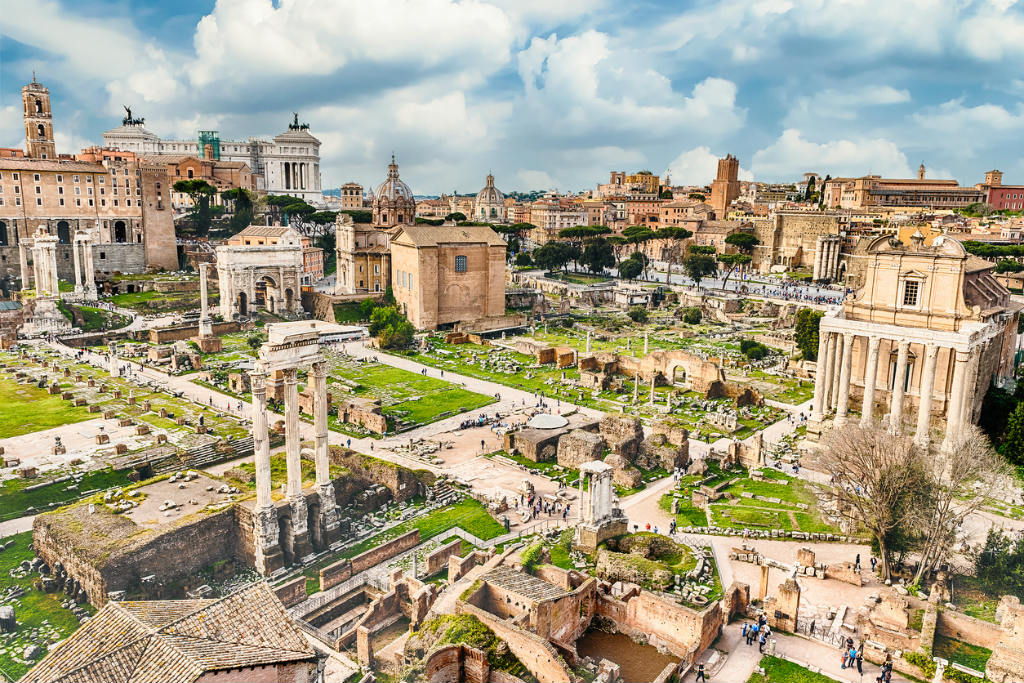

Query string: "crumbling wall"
[[556, 429, 605, 469], [595, 590, 722, 662], [457, 602, 572, 683], [599, 414, 643, 460]]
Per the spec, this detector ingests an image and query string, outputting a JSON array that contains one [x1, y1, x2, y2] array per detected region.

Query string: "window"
[[86, 176, 92, 183], [57, 187, 62, 195], [35, 186, 40, 194], [75, 198, 81, 206], [74, 186, 80, 195], [455, 255, 467, 272], [113, 199, 118, 207], [374, 264, 380, 275], [14, 186, 19, 194], [59, 198, 64, 206], [88, 199, 94, 206], [33, 174, 40, 182], [73, 175, 79, 183], [902, 280, 920, 307], [98, 177, 104, 184], [12, 173, 18, 180], [100, 252, 105, 259], [36, 198, 42, 206]]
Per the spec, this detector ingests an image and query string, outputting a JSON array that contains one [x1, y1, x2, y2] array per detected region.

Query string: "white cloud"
[[190, 0, 514, 88], [668, 146, 753, 185], [912, 98, 1024, 133], [752, 129, 912, 179], [516, 169, 557, 190]]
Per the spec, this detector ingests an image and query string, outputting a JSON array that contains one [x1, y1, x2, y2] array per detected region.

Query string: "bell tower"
[[22, 76, 56, 160]]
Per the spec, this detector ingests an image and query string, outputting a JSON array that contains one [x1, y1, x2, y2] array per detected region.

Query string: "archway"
[[237, 291, 248, 316], [670, 364, 687, 386], [284, 288, 294, 311], [254, 275, 279, 313], [56, 221, 70, 244], [114, 221, 127, 243], [0, 221, 7, 247]]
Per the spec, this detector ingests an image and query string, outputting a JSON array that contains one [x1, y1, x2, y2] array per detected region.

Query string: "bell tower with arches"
[[22, 75, 56, 160]]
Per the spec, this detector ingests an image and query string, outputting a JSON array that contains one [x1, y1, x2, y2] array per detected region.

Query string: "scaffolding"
[[197, 130, 220, 160]]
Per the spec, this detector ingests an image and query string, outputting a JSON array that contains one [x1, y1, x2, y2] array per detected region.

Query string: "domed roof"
[[526, 413, 568, 429], [374, 155, 414, 203], [475, 173, 504, 205]]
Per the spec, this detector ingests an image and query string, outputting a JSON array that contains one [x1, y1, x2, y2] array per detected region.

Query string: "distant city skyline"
[[3, 0, 1023, 194]]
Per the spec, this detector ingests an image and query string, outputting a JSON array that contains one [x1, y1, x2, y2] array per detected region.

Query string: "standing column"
[[830, 237, 841, 280], [649, 375, 655, 403], [914, 344, 939, 448], [283, 367, 313, 561], [312, 360, 340, 546], [812, 236, 824, 281], [643, 332, 649, 355], [82, 235, 96, 300], [249, 364, 283, 574], [835, 333, 855, 426], [830, 332, 844, 411], [941, 351, 970, 452], [959, 347, 981, 429], [810, 330, 831, 421], [18, 242, 30, 291], [577, 476, 585, 523], [586, 330, 591, 353], [822, 332, 838, 414], [198, 264, 214, 339], [72, 236, 83, 293], [860, 336, 881, 428], [888, 340, 910, 433], [32, 245, 43, 295]]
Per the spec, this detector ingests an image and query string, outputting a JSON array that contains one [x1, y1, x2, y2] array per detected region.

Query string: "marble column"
[[32, 246, 43, 296], [810, 330, 831, 421], [649, 375, 655, 403], [72, 236, 84, 293], [959, 346, 981, 429], [835, 332, 855, 426], [577, 477, 585, 522], [643, 333, 649, 355], [108, 342, 118, 377], [822, 332, 838, 415], [860, 336, 881, 428], [312, 360, 340, 546], [812, 236, 824, 281], [888, 340, 910, 433], [914, 344, 939, 448], [942, 351, 970, 453], [585, 330, 591, 353], [283, 367, 312, 561], [18, 242, 30, 290], [198, 264, 213, 338], [249, 364, 283, 574], [81, 235, 96, 300], [829, 237, 841, 280], [830, 332, 844, 411]]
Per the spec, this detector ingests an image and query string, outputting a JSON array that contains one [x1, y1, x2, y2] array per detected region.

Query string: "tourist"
[[742, 623, 748, 640], [758, 629, 767, 653], [695, 663, 707, 681], [841, 649, 849, 669], [856, 650, 863, 675], [645, 522, 651, 531], [855, 554, 861, 572], [871, 556, 877, 572]]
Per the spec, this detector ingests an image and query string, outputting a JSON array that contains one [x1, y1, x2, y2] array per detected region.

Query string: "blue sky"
[[2, 0, 1024, 195]]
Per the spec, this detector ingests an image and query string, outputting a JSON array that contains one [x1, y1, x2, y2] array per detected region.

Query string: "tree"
[[514, 252, 532, 267], [1002, 401, 1024, 467], [445, 212, 467, 222], [682, 307, 701, 324], [173, 179, 216, 236], [580, 238, 615, 274], [910, 426, 1009, 585], [725, 232, 759, 253], [246, 334, 263, 350], [817, 424, 929, 581], [533, 242, 572, 273], [359, 298, 378, 320], [379, 320, 415, 349], [718, 253, 752, 288], [659, 189, 673, 199], [804, 176, 816, 201], [627, 306, 648, 323], [607, 235, 628, 265], [658, 226, 693, 282], [683, 254, 717, 288], [995, 259, 1024, 273], [618, 257, 643, 281], [221, 187, 255, 232], [973, 528, 1024, 597], [688, 192, 705, 201], [794, 308, 823, 360], [622, 226, 655, 279]]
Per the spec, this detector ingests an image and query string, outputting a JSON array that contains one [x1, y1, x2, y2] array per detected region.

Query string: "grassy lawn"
[[951, 574, 1000, 623], [934, 634, 992, 671], [0, 532, 95, 681], [659, 494, 709, 527], [300, 497, 505, 593], [0, 376, 93, 438], [547, 272, 613, 285], [0, 467, 132, 521], [107, 288, 213, 313], [748, 656, 836, 683], [333, 301, 370, 323]]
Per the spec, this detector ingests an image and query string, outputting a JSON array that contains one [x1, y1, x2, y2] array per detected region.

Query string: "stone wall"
[[353, 530, 420, 574], [599, 414, 643, 460], [0, 243, 147, 281], [148, 321, 239, 344], [937, 609, 1003, 650], [425, 644, 490, 683], [449, 550, 491, 583], [555, 429, 605, 469], [328, 447, 430, 502], [320, 558, 354, 591], [195, 661, 315, 683], [595, 590, 723, 662]]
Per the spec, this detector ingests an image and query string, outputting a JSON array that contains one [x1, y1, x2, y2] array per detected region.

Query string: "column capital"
[[311, 359, 328, 377], [284, 366, 299, 383]]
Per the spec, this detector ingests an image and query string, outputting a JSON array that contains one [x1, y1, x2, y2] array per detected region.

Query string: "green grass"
[[951, 575, 1001, 623], [0, 532, 95, 681], [658, 494, 709, 527], [332, 301, 369, 323], [0, 375, 93, 438], [548, 272, 613, 285], [747, 656, 837, 683], [934, 634, 992, 671], [0, 467, 133, 521], [58, 303, 131, 332]]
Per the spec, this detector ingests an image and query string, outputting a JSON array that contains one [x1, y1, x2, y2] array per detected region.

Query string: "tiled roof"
[[0, 159, 105, 173], [22, 582, 314, 683], [483, 566, 568, 603], [232, 225, 291, 238], [393, 224, 506, 248]]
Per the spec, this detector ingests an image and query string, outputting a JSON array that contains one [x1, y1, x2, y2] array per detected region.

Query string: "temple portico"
[[809, 233, 1019, 453], [22, 227, 70, 335], [574, 460, 628, 553], [249, 322, 340, 573]]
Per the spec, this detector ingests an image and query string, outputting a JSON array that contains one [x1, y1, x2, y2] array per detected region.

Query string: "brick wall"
[[352, 530, 420, 574], [196, 661, 316, 683], [425, 538, 462, 576], [274, 576, 307, 608], [320, 558, 353, 591], [149, 321, 239, 343], [328, 447, 431, 502], [596, 590, 722, 663], [458, 602, 571, 683], [937, 609, 1003, 650], [425, 645, 491, 683]]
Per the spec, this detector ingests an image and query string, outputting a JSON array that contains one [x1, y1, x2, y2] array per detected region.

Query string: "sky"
[[2, 0, 1024, 196]]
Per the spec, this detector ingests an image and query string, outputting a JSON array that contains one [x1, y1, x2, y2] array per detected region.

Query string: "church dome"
[[475, 173, 504, 205], [374, 155, 414, 203]]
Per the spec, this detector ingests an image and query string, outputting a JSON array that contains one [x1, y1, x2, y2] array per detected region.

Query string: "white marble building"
[[103, 114, 322, 203]]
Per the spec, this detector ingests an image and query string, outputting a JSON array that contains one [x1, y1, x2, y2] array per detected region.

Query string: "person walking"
[[695, 663, 707, 682]]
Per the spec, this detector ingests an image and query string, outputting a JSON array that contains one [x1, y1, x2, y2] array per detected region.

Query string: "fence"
[[794, 617, 848, 648]]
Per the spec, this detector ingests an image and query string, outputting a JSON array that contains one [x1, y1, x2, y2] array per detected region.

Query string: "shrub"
[[683, 307, 701, 324], [628, 306, 648, 323], [520, 541, 544, 574], [514, 252, 532, 267]]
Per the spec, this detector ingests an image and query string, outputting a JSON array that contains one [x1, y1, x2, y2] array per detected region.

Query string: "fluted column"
[[312, 360, 340, 545], [914, 344, 939, 448], [251, 366, 273, 509], [835, 332, 855, 426], [810, 330, 831, 421], [822, 332, 838, 414], [18, 242, 30, 291], [888, 340, 910, 434], [813, 236, 824, 281], [32, 247, 43, 295], [284, 367, 302, 500], [249, 363, 282, 574], [72, 237, 83, 292], [829, 237, 841, 280], [82, 236, 96, 300], [860, 336, 881, 428], [941, 351, 970, 453], [830, 332, 844, 411]]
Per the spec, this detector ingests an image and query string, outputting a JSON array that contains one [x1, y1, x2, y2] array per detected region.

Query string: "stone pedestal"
[[195, 334, 222, 353], [253, 505, 284, 575], [314, 482, 342, 547], [283, 495, 314, 563]]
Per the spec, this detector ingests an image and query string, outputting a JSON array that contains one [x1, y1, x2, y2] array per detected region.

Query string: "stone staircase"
[[431, 479, 460, 506]]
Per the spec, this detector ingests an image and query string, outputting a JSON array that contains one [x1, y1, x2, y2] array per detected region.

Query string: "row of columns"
[[578, 464, 615, 525], [284, 161, 313, 191], [71, 231, 97, 301], [250, 359, 340, 574], [811, 329, 983, 451], [31, 233, 60, 298], [812, 235, 841, 282]]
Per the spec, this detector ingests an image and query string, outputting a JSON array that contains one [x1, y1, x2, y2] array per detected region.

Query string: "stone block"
[[134, 424, 150, 436], [599, 413, 644, 460], [556, 429, 605, 468], [95, 434, 110, 445]]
